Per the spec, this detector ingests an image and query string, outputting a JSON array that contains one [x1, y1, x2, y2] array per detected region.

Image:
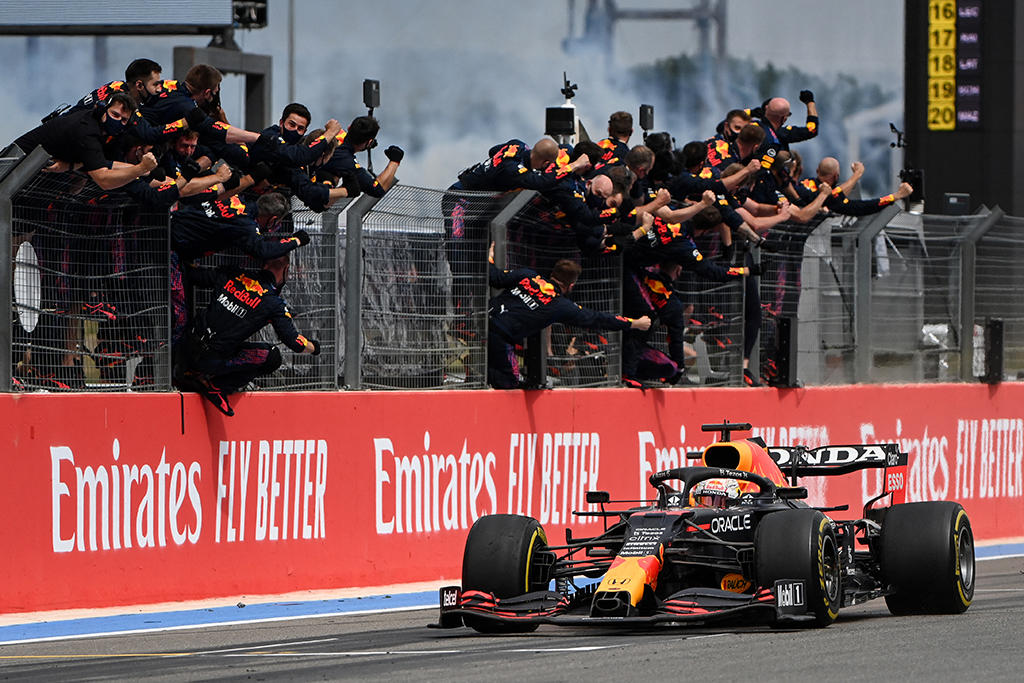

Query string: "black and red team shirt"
[[629, 217, 746, 282], [488, 264, 634, 342], [749, 113, 819, 171], [797, 178, 898, 216], [597, 137, 629, 167], [667, 165, 728, 203], [312, 133, 387, 198], [192, 266, 309, 357], [452, 139, 574, 193], [706, 135, 741, 171], [15, 108, 115, 172], [143, 79, 230, 145], [71, 80, 182, 145], [170, 194, 302, 262]]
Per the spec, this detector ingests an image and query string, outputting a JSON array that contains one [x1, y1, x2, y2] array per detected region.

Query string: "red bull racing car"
[[432, 421, 975, 631]]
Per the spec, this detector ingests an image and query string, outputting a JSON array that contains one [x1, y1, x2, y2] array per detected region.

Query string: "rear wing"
[[766, 443, 908, 506]]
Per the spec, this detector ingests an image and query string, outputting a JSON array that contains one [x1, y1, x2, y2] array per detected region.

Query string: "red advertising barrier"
[[2, 383, 1023, 613]]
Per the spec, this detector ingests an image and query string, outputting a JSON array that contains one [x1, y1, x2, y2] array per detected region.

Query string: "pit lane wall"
[[2, 383, 1023, 613]]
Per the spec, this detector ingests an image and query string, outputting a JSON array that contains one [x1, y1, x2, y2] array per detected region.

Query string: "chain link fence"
[[5, 152, 170, 391], [4, 143, 1024, 393], [497, 192, 624, 388]]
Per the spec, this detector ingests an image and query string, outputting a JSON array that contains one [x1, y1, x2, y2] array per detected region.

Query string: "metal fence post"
[[343, 194, 381, 390], [1, 146, 49, 392], [319, 199, 348, 390], [959, 207, 1004, 381], [489, 191, 538, 387], [853, 204, 901, 383]]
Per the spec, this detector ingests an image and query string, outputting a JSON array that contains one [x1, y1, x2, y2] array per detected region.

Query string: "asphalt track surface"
[[0, 556, 1021, 683]]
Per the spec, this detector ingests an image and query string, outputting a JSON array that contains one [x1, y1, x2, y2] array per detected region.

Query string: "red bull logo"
[[516, 276, 556, 305], [335, 130, 348, 144], [238, 275, 266, 296], [555, 148, 571, 171], [224, 278, 263, 309], [495, 144, 520, 164]]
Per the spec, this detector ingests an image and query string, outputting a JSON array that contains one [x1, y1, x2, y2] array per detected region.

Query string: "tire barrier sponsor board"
[[2, 384, 1022, 613]]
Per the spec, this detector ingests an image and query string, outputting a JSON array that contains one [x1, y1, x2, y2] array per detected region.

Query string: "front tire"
[[756, 509, 841, 628], [880, 502, 975, 615], [461, 514, 548, 633]]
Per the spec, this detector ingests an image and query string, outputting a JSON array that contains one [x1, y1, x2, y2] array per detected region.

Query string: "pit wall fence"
[[2, 383, 1022, 613], [6, 143, 1024, 393]]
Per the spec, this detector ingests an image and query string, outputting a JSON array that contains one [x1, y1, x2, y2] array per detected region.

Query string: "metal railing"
[[3, 144, 1023, 392]]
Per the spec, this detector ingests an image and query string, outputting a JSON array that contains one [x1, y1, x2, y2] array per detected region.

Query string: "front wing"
[[430, 580, 813, 629]]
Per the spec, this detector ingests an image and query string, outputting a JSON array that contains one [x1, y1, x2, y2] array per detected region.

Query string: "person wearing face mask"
[[177, 253, 319, 416], [15, 92, 158, 190], [311, 115, 403, 198], [243, 104, 356, 212], [61, 59, 188, 145], [144, 63, 261, 154]]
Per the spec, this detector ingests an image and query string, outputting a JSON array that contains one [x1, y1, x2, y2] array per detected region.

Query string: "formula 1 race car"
[[432, 421, 975, 631]]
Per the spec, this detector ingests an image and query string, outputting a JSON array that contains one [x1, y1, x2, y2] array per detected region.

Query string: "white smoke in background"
[[0, 1, 904, 198]]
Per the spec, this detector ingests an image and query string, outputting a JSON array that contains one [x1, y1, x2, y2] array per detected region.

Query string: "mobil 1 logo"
[[775, 580, 806, 614]]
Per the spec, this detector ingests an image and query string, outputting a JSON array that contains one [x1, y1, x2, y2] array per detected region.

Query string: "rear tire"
[[461, 514, 548, 633], [756, 509, 841, 628], [880, 501, 974, 615]]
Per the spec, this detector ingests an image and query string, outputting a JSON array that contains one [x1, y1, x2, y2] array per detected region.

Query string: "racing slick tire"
[[755, 509, 841, 628], [879, 501, 975, 615], [461, 514, 548, 633]]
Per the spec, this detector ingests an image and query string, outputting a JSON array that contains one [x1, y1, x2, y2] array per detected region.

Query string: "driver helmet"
[[691, 478, 741, 508]]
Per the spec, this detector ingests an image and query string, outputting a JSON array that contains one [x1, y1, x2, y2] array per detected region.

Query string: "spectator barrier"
[[2, 383, 1022, 613], [4, 145, 1024, 394]]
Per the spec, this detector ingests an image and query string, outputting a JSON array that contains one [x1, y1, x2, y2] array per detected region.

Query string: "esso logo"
[[887, 472, 905, 491]]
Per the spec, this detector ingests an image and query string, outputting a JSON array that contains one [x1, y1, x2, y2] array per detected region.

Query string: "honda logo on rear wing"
[[767, 444, 907, 473]]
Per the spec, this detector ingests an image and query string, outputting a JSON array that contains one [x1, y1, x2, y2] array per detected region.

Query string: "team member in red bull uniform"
[[622, 207, 754, 387], [65, 58, 188, 145], [450, 138, 588, 192], [748, 91, 818, 171], [169, 192, 306, 346], [181, 254, 319, 416], [15, 92, 158, 190], [796, 157, 914, 215], [748, 150, 831, 223], [538, 141, 626, 255], [143, 64, 261, 166], [621, 261, 695, 387], [487, 245, 651, 389], [596, 111, 633, 167], [311, 116, 402, 197], [245, 104, 358, 211]]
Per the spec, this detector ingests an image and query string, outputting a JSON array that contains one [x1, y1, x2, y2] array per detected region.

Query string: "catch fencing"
[[1, 144, 1021, 392]]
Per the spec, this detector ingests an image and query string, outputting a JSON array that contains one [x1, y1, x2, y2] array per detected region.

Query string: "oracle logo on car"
[[710, 513, 751, 534]]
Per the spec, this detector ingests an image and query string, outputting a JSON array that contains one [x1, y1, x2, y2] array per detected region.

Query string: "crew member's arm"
[[836, 162, 865, 197], [87, 153, 159, 191], [180, 163, 233, 198], [786, 182, 831, 223], [720, 159, 762, 192], [653, 190, 716, 225], [268, 299, 319, 355], [373, 145, 404, 192]]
